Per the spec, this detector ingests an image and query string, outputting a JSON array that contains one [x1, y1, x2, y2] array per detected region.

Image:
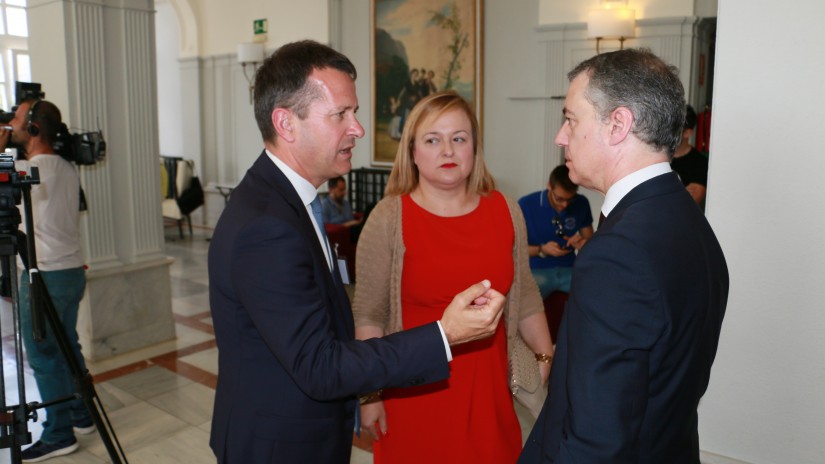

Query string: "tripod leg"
[[0, 252, 33, 463], [25, 270, 127, 463]]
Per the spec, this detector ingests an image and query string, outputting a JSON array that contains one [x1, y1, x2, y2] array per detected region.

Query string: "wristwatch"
[[537, 244, 547, 259]]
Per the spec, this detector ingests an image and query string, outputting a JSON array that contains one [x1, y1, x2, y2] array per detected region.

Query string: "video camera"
[[0, 151, 39, 239], [0, 82, 106, 166], [0, 81, 43, 125]]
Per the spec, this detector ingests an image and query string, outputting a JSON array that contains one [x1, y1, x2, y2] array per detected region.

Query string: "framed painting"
[[371, 0, 483, 166]]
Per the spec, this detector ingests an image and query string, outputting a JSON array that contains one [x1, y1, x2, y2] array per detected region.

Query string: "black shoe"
[[73, 416, 96, 435], [21, 437, 79, 462]]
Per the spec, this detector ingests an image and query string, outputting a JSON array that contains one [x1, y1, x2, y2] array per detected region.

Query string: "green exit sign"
[[254, 19, 268, 35]]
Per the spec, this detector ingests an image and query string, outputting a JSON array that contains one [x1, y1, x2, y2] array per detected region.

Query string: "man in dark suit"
[[520, 49, 729, 463], [208, 40, 505, 464]]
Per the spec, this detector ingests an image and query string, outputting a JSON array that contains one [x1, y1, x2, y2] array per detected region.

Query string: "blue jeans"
[[19, 267, 90, 443], [531, 267, 573, 299]]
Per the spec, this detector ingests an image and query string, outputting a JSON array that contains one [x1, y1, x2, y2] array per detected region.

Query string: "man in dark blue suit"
[[520, 49, 729, 463], [208, 40, 506, 464]]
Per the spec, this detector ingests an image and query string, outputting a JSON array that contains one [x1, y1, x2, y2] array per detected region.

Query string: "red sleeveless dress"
[[373, 191, 522, 464]]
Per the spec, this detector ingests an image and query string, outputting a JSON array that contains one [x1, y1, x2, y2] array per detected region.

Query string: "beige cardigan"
[[352, 193, 544, 360]]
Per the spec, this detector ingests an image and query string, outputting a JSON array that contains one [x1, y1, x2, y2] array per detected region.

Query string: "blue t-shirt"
[[518, 189, 592, 269], [320, 195, 355, 225]]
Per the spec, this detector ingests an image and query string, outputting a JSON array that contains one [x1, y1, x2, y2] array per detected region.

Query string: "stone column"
[[27, 0, 175, 361]]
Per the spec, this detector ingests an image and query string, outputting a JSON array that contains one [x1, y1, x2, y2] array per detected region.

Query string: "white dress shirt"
[[601, 162, 672, 217]]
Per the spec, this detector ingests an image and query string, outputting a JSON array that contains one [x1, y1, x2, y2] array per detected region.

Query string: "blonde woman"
[[353, 91, 553, 463]]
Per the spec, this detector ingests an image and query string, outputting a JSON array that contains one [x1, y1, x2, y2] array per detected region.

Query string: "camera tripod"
[[0, 163, 127, 463]]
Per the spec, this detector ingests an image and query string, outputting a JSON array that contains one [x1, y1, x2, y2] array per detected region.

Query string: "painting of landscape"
[[372, 0, 482, 165]]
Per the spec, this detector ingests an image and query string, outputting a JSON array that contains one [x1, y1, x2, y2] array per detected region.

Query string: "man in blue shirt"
[[518, 165, 593, 298], [321, 176, 362, 227]]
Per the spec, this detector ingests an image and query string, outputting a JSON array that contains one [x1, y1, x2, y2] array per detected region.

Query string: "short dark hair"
[[27, 99, 62, 146], [253, 40, 357, 142], [568, 48, 686, 157], [327, 176, 345, 189], [548, 164, 577, 192], [684, 104, 697, 130]]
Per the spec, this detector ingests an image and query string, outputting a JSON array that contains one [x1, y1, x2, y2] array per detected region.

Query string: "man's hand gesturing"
[[439, 280, 506, 346]]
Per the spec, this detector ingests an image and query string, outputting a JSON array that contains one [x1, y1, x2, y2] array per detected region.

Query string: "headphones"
[[27, 99, 42, 137]]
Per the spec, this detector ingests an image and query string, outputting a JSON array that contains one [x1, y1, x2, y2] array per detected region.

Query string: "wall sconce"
[[237, 42, 265, 104], [587, 0, 636, 54]]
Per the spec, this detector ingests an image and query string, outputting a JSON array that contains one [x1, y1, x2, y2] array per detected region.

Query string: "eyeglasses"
[[549, 188, 576, 206]]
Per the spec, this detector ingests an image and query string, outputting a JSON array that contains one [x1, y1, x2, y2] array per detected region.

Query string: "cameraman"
[[0, 99, 93, 462]]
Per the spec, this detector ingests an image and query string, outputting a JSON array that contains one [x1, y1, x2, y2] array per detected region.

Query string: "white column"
[[27, 0, 175, 361]]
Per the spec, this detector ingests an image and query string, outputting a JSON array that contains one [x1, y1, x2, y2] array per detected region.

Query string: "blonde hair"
[[385, 91, 495, 196]]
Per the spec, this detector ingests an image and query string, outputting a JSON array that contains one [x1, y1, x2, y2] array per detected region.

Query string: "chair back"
[[175, 159, 196, 196], [160, 156, 203, 237]]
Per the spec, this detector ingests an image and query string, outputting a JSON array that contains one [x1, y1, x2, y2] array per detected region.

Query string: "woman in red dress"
[[353, 92, 553, 463]]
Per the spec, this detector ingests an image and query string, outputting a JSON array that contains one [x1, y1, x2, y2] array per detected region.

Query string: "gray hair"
[[568, 48, 686, 158]]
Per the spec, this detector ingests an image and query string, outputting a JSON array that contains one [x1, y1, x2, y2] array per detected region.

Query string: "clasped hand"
[[439, 279, 506, 346], [564, 232, 588, 250]]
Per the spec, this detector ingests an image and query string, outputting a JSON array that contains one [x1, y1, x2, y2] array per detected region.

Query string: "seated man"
[[321, 176, 362, 227], [518, 165, 593, 298]]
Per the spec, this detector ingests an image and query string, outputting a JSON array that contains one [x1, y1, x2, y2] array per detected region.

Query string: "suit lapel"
[[253, 152, 355, 339]]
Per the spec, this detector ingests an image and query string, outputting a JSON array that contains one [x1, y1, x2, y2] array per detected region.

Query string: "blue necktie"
[[310, 196, 333, 270]]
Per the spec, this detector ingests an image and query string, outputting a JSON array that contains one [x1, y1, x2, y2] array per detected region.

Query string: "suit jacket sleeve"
[[559, 232, 664, 462], [231, 214, 449, 401]]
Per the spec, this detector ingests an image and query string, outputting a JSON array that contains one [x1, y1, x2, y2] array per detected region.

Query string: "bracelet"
[[359, 390, 383, 405], [537, 244, 547, 259], [534, 353, 553, 364]]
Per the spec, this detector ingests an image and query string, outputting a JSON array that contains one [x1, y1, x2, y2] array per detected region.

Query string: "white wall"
[[483, 0, 551, 199], [338, 0, 372, 171], [156, 0, 184, 158], [697, 1, 825, 463], [189, 0, 328, 56]]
